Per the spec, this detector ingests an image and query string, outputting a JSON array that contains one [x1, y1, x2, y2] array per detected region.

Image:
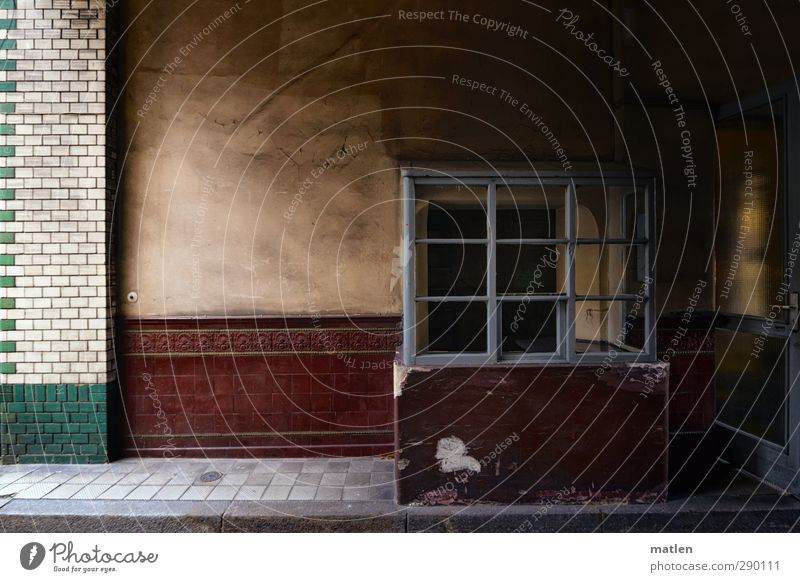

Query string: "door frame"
[[715, 78, 800, 493]]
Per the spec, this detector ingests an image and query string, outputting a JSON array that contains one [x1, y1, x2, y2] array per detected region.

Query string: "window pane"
[[500, 301, 561, 355], [575, 299, 646, 354], [496, 186, 565, 239], [575, 186, 645, 240], [415, 184, 487, 239], [416, 243, 486, 296], [715, 329, 785, 445], [715, 103, 784, 318], [416, 301, 488, 353], [497, 244, 566, 295], [575, 243, 649, 296]]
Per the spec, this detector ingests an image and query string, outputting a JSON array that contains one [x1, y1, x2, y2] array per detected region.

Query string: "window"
[[401, 164, 656, 365]]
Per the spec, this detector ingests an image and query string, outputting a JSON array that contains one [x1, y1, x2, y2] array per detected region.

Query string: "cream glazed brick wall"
[[0, 0, 113, 386]]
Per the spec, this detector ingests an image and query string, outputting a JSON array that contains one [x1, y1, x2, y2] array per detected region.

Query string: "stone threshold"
[[1, 496, 798, 532]]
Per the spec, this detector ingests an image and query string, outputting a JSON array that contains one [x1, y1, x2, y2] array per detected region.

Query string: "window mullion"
[[566, 181, 577, 363], [487, 182, 498, 362]]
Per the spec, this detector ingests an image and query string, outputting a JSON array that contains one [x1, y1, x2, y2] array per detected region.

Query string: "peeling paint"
[[436, 436, 481, 474], [393, 363, 432, 397], [393, 363, 409, 398]]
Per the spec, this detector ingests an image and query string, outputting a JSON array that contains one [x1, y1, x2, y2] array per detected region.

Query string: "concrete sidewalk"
[[0, 457, 394, 504], [1, 459, 799, 532]]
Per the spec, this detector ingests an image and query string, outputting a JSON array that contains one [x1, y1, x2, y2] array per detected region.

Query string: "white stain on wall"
[[436, 436, 481, 473]]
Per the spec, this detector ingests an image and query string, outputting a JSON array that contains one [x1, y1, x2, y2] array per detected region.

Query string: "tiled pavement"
[[3, 459, 798, 533], [0, 457, 395, 507]]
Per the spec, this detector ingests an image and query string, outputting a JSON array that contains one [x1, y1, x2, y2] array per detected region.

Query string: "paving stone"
[[342, 487, 370, 501], [43, 484, 86, 499], [16, 471, 56, 483], [166, 474, 195, 486], [13, 483, 61, 499], [315, 486, 343, 501], [326, 461, 350, 472], [181, 486, 213, 501], [369, 485, 394, 501], [91, 473, 123, 485], [373, 460, 394, 472], [278, 462, 304, 473], [244, 473, 273, 486], [141, 473, 175, 486], [301, 461, 328, 474], [126, 486, 161, 501], [296, 473, 323, 486], [262, 485, 291, 501], [349, 459, 374, 473], [370, 472, 394, 485], [271, 473, 299, 487], [39, 474, 80, 485], [116, 472, 149, 486], [152, 486, 189, 501], [97, 485, 137, 500], [219, 474, 248, 486], [207, 486, 238, 501], [138, 461, 178, 473], [65, 473, 99, 485], [104, 464, 137, 473], [0, 482, 33, 496], [104, 467, 142, 476], [288, 486, 318, 500], [344, 473, 371, 487], [206, 461, 238, 473], [70, 484, 113, 499], [112, 457, 147, 467], [234, 486, 266, 501], [321, 473, 347, 486], [252, 460, 282, 472], [0, 471, 32, 485]]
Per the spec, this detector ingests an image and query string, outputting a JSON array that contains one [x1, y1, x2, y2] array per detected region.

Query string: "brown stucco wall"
[[117, 0, 616, 317], [116, 0, 800, 317]]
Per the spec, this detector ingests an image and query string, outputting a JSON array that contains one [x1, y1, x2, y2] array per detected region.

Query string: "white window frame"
[[401, 164, 657, 366]]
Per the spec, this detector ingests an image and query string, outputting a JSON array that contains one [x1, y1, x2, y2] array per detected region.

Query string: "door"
[[714, 81, 800, 494]]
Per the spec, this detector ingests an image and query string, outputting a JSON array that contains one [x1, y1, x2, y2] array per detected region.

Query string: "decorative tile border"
[[124, 319, 403, 356], [132, 430, 394, 439], [0, 1, 15, 377]]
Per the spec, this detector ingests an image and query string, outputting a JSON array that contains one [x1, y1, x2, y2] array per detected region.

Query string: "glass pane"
[[416, 243, 486, 296], [415, 184, 487, 239], [715, 329, 786, 445], [575, 243, 649, 296], [496, 186, 565, 239], [575, 186, 645, 240], [575, 299, 646, 354], [416, 301, 487, 353], [497, 244, 566, 295], [715, 102, 784, 318], [500, 301, 561, 355]]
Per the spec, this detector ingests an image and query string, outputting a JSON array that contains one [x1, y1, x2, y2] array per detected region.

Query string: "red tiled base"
[[656, 317, 716, 433], [120, 317, 400, 458], [395, 363, 669, 505], [118, 315, 714, 459]]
